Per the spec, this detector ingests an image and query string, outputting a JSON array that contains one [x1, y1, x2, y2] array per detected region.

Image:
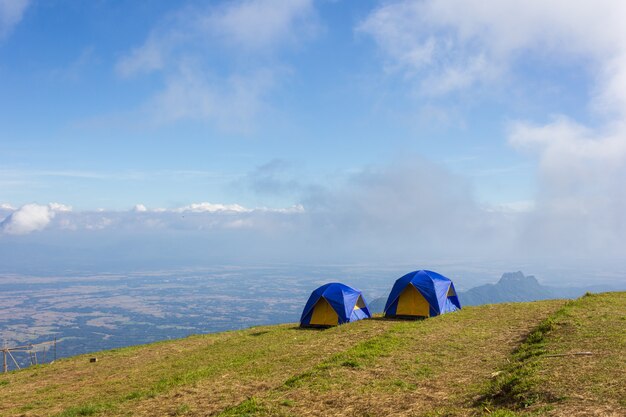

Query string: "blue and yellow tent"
[[384, 270, 461, 318], [300, 283, 372, 327]]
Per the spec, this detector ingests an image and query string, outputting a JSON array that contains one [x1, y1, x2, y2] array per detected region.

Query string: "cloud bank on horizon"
[[0, 155, 622, 265], [1, 1, 626, 269]]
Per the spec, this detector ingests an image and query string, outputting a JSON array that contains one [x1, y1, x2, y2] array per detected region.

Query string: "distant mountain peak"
[[459, 271, 551, 306], [498, 271, 540, 287]]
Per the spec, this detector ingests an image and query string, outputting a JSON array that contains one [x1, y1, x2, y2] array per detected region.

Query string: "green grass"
[[478, 292, 626, 415], [479, 308, 566, 409], [283, 322, 406, 389], [229, 299, 570, 416], [57, 403, 114, 417], [1, 293, 623, 417], [527, 292, 626, 414], [173, 403, 191, 415], [218, 398, 264, 417]]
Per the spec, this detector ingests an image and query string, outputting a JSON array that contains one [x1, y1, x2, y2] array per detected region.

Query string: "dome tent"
[[384, 270, 461, 318], [300, 283, 372, 327]]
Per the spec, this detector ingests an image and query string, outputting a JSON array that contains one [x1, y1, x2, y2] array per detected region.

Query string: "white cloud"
[[0, 161, 516, 264], [240, 158, 302, 197], [487, 200, 535, 214], [0, 0, 29, 39], [145, 64, 277, 131], [117, 0, 315, 78], [0, 204, 55, 235], [1, 201, 304, 232], [0, 149, 621, 262], [166, 202, 303, 214], [358, 1, 626, 260], [509, 118, 626, 172], [198, 0, 316, 52], [173, 202, 251, 213], [508, 118, 626, 257], [52, 201, 306, 236], [0, 203, 15, 210], [50, 46, 97, 82], [359, 0, 626, 98], [224, 218, 254, 229], [0, 159, 532, 257], [295, 158, 519, 261], [0, 203, 75, 235], [115, 0, 316, 130], [48, 202, 73, 212], [116, 35, 166, 78], [84, 217, 113, 231], [258, 204, 304, 214]]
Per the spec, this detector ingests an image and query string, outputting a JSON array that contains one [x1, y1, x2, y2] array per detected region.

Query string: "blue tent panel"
[[300, 282, 372, 327], [384, 270, 461, 318]]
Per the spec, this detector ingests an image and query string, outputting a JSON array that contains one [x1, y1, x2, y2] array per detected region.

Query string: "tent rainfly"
[[300, 283, 372, 327], [384, 270, 461, 319]]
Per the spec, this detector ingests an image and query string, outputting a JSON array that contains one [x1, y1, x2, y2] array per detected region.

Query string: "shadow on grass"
[[290, 325, 331, 331], [291, 316, 427, 330], [249, 331, 270, 337], [369, 316, 426, 322]]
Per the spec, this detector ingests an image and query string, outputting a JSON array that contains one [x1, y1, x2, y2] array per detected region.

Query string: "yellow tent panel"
[[396, 284, 430, 317], [310, 297, 339, 326]]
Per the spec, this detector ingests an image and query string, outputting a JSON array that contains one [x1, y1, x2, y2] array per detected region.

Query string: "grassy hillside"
[[1, 292, 623, 416]]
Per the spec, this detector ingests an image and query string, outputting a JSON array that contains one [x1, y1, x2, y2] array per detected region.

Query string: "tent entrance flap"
[[310, 297, 339, 325], [396, 284, 430, 317], [354, 295, 366, 310]]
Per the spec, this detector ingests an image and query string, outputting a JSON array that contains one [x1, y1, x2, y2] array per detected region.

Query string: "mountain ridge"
[[459, 270, 618, 306]]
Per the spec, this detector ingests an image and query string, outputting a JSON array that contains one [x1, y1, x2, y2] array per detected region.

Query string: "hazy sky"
[[1, 1, 626, 272]]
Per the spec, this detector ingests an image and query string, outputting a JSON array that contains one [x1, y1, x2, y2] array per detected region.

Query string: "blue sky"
[[1, 1, 626, 272], [0, 0, 560, 209]]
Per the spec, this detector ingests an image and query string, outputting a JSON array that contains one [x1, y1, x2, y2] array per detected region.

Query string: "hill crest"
[[1, 292, 624, 416]]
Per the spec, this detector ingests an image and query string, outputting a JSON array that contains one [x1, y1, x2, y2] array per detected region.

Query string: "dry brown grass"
[[125, 320, 393, 416], [0, 319, 393, 416], [0, 330, 238, 416], [251, 301, 565, 417], [2, 294, 621, 417]]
